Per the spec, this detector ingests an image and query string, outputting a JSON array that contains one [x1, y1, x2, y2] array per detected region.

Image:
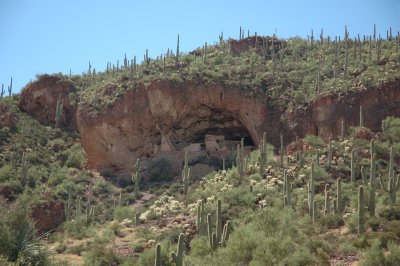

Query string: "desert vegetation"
[[1, 25, 400, 265]]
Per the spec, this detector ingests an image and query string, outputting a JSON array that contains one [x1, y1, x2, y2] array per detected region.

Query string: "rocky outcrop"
[[19, 74, 400, 175], [19, 74, 78, 130], [77, 79, 272, 173], [31, 200, 65, 233], [0, 102, 16, 129], [285, 81, 400, 142], [228, 36, 282, 56]]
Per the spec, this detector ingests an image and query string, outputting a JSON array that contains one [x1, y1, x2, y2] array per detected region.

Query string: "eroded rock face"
[[0, 102, 16, 129], [285, 81, 400, 142], [19, 74, 78, 130], [19, 75, 400, 175], [228, 36, 282, 56], [31, 200, 65, 233], [77, 79, 271, 173]]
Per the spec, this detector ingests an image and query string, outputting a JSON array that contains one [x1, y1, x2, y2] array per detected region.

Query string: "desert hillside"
[[1, 29, 400, 265]]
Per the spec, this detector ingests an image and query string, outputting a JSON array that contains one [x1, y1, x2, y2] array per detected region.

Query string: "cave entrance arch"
[[169, 106, 255, 152]]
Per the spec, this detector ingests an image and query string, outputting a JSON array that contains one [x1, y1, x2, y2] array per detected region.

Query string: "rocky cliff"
[[19, 75, 400, 174], [19, 74, 78, 130]]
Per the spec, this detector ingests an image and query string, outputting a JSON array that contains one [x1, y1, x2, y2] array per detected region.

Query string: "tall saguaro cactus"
[[182, 151, 191, 195], [324, 184, 330, 215], [280, 132, 284, 168], [197, 200, 206, 235], [132, 159, 140, 199], [308, 163, 315, 217], [369, 148, 377, 217], [358, 186, 365, 234], [155, 244, 161, 266], [259, 132, 268, 176], [216, 199, 222, 244], [336, 177, 343, 213], [175, 34, 180, 67], [284, 169, 292, 207], [379, 174, 400, 204], [170, 233, 185, 266], [327, 137, 333, 167], [237, 138, 245, 183], [55, 94, 64, 128], [351, 149, 356, 183]]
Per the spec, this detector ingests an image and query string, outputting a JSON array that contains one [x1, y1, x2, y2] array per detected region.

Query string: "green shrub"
[[379, 205, 400, 220], [64, 215, 93, 239], [382, 116, 400, 143], [299, 164, 328, 181], [59, 144, 86, 169], [0, 199, 49, 265], [190, 236, 209, 257], [0, 165, 14, 182], [137, 240, 171, 266], [304, 135, 325, 148], [83, 244, 119, 266], [48, 167, 69, 187], [113, 206, 136, 222], [148, 157, 174, 182]]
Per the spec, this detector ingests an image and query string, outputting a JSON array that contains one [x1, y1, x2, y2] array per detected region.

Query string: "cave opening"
[[170, 107, 255, 151]]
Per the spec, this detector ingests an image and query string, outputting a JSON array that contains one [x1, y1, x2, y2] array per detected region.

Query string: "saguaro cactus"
[[221, 220, 231, 246], [170, 233, 185, 266], [336, 177, 343, 213], [175, 34, 180, 67], [132, 159, 140, 199], [182, 151, 191, 195], [359, 105, 364, 128], [55, 94, 64, 128], [369, 152, 377, 217], [351, 149, 356, 183], [207, 214, 214, 249], [308, 163, 315, 217], [280, 132, 284, 168], [237, 138, 245, 182], [389, 146, 395, 178], [327, 137, 333, 167], [155, 244, 161, 266], [196, 200, 206, 235], [259, 132, 268, 175], [284, 170, 292, 207], [379, 174, 400, 204], [358, 186, 365, 234], [324, 184, 330, 216], [216, 199, 222, 244]]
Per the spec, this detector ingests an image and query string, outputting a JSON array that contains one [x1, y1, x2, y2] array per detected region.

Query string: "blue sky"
[[1, 0, 399, 94]]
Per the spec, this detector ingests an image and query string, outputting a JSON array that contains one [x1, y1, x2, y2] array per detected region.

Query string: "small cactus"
[[135, 212, 140, 226]]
